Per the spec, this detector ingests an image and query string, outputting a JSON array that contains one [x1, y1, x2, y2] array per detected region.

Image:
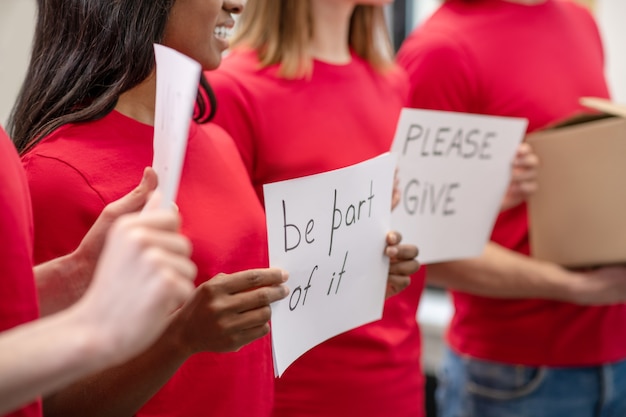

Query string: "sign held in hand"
[[264, 153, 397, 377], [151, 44, 201, 209], [391, 108, 528, 264]]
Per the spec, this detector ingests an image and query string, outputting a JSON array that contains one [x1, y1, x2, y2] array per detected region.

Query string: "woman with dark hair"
[[10, 0, 290, 416]]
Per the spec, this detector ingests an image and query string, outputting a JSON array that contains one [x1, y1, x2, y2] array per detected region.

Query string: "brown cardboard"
[[527, 98, 626, 268]]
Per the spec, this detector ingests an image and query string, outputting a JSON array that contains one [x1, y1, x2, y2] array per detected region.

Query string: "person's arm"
[[0, 304, 121, 414], [428, 241, 626, 305], [34, 168, 159, 316], [0, 198, 196, 415], [42, 268, 289, 417]]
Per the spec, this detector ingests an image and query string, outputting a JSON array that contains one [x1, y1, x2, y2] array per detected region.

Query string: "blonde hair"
[[231, 0, 394, 78]]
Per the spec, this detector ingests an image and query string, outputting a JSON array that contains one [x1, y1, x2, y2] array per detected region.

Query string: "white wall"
[[411, 0, 441, 28], [0, 0, 36, 126], [597, 0, 626, 103]]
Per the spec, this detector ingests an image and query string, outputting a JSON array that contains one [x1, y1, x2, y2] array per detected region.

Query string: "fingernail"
[[386, 247, 398, 257]]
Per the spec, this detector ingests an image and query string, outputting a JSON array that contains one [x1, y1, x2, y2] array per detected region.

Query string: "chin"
[[206, 56, 222, 71]]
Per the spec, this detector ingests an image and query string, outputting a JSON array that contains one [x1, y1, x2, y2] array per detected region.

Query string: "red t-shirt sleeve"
[[209, 70, 258, 179], [22, 153, 106, 265], [397, 34, 478, 113]]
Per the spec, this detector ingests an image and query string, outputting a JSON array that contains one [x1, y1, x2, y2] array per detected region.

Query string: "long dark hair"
[[8, 0, 216, 155]]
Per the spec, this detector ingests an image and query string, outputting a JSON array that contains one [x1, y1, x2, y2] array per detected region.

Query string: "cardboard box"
[[527, 98, 626, 268]]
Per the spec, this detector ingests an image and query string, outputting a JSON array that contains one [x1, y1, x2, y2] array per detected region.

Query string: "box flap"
[[580, 97, 626, 118]]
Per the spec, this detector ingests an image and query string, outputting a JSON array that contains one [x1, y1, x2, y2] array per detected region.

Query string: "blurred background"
[[0, 0, 624, 415]]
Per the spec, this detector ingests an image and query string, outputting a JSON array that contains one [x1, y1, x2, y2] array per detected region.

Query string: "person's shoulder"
[[209, 47, 270, 88], [197, 122, 230, 142], [554, 0, 598, 25], [21, 112, 144, 196], [556, 0, 593, 13], [194, 122, 245, 159], [397, 21, 471, 75], [399, 2, 474, 59], [376, 63, 410, 99], [23, 113, 123, 160]]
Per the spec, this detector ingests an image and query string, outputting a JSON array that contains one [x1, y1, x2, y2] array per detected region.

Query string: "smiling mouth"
[[214, 26, 232, 40]]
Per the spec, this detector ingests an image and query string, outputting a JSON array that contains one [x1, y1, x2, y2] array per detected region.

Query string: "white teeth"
[[214, 26, 231, 40]]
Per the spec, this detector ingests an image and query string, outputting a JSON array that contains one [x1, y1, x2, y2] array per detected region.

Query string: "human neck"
[[309, 0, 354, 64], [115, 72, 157, 126]]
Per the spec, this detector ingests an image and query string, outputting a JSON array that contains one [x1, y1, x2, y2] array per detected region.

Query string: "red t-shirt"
[[22, 112, 273, 417], [0, 126, 41, 417], [397, 0, 624, 366], [209, 49, 427, 417]]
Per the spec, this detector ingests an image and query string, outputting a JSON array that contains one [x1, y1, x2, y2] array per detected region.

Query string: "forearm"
[[0, 308, 109, 414], [34, 252, 91, 316], [427, 242, 575, 301], [43, 319, 189, 417]]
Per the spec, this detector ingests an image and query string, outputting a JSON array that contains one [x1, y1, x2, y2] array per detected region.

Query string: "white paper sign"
[[264, 153, 397, 377], [391, 108, 528, 264], [152, 44, 201, 208]]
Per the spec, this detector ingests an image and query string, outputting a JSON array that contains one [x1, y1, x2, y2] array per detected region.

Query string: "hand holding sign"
[[391, 108, 528, 264], [384, 231, 420, 298], [151, 44, 201, 209], [168, 268, 289, 354]]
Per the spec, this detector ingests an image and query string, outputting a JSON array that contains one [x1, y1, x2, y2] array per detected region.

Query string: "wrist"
[[52, 305, 118, 374], [63, 249, 95, 302], [160, 310, 195, 360], [546, 264, 583, 303]]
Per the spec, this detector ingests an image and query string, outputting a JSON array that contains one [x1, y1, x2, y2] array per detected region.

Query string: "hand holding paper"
[[168, 268, 289, 354], [390, 108, 528, 264], [384, 231, 420, 298]]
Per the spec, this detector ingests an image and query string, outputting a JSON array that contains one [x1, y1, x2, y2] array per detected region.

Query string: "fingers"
[[385, 275, 411, 298], [102, 167, 159, 219], [510, 180, 538, 195], [230, 285, 290, 313], [216, 268, 288, 294], [142, 247, 198, 283], [391, 243, 419, 261], [227, 306, 273, 331], [124, 222, 191, 257], [502, 143, 540, 211], [385, 232, 419, 262], [143, 189, 164, 213], [391, 172, 401, 210], [512, 144, 539, 173], [156, 265, 197, 313], [386, 230, 401, 245], [116, 208, 182, 235], [226, 324, 272, 352], [389, 257, 421, 275], [177, 268, 289, 353], [567, 267, 626, 305], [80, 207, 197, 358], [384, 232, 419, 298], [511, 165, 539, 182]]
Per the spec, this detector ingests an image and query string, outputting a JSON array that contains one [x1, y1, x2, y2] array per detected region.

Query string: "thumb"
[[142, 189, 164, 213], [108, 167, 159, 216]]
